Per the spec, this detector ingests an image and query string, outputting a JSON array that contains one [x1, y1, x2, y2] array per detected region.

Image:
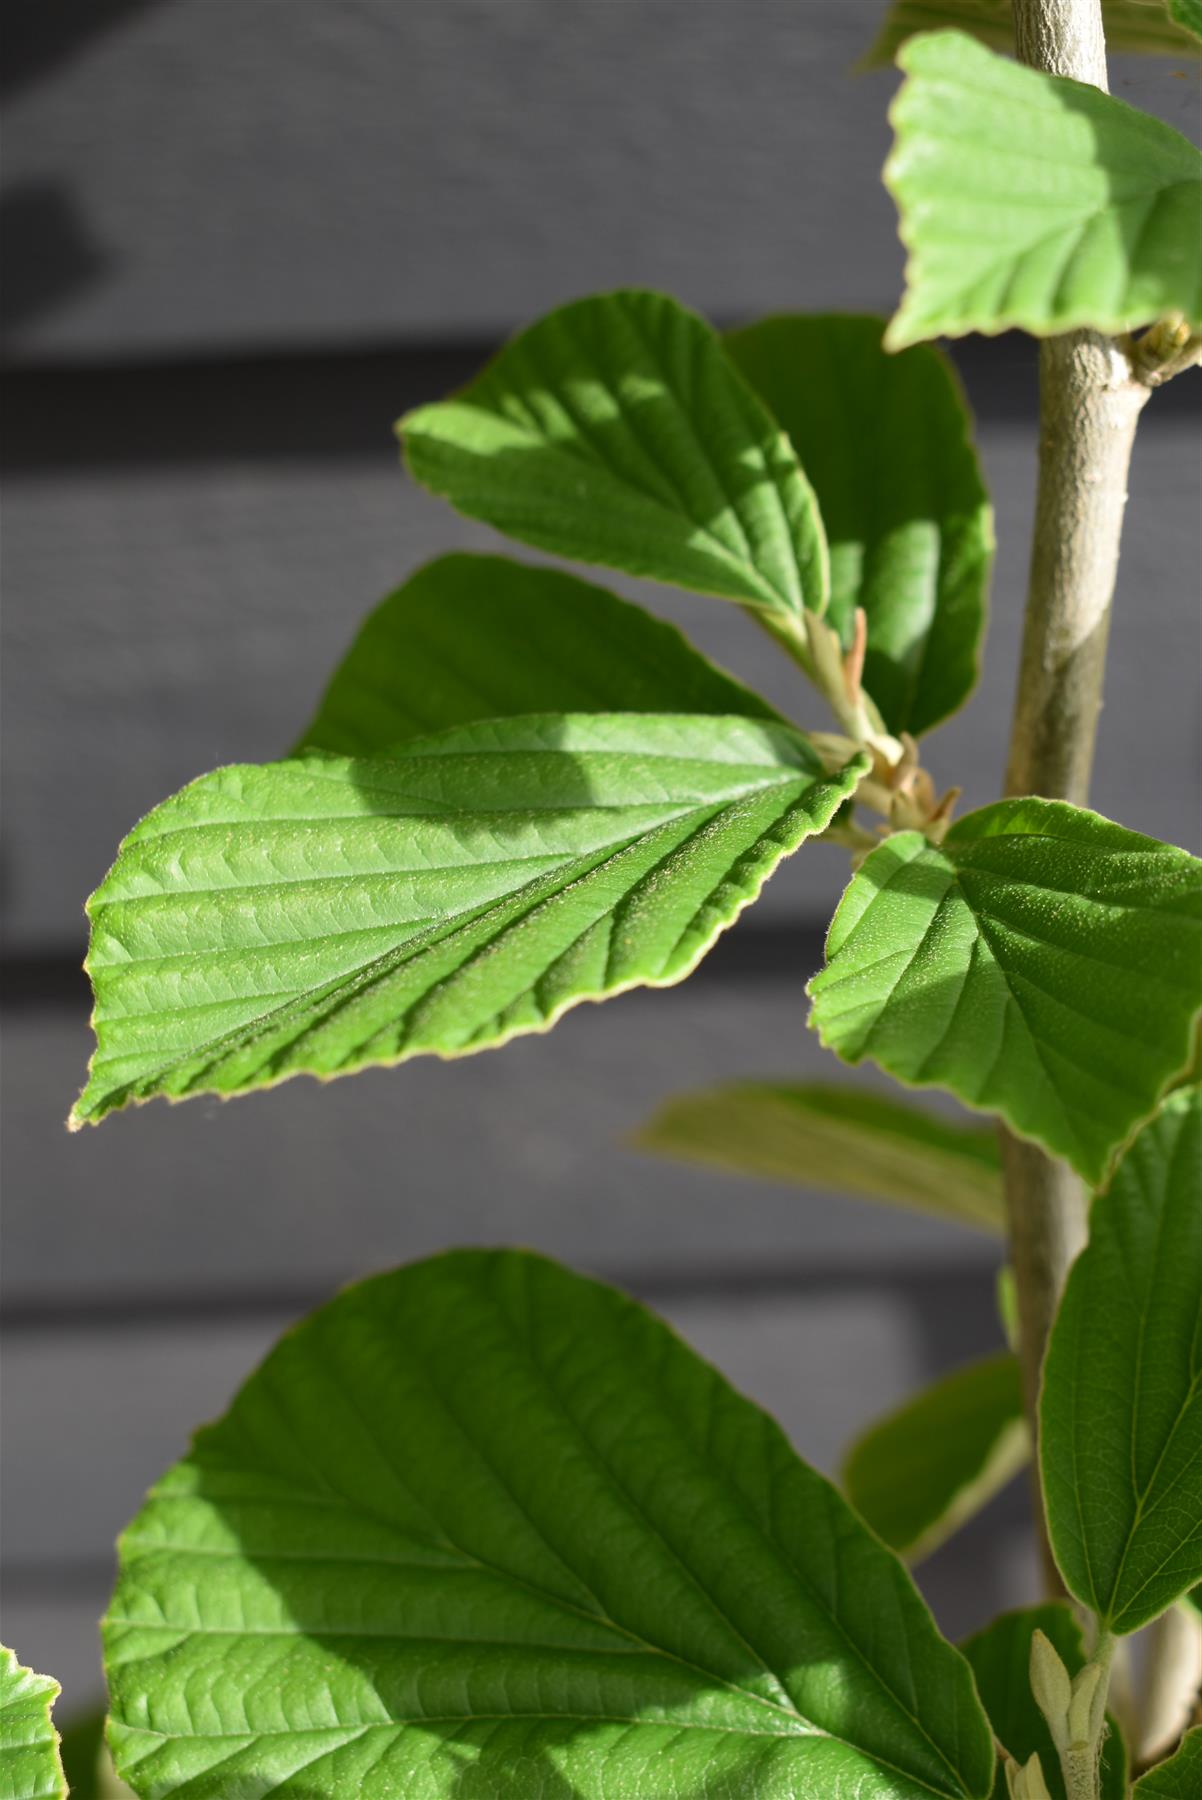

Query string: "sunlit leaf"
[[0, 1645, 66, 1800], [105, 1251, 996, 1799], [808, 799, 1202, 1185], [886, 31, 1202, 345]]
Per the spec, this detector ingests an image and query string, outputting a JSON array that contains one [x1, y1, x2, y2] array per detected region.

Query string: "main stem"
[[1003, 0, 1150, 1597]]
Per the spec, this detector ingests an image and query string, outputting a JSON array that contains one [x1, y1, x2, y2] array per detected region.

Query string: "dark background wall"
[[3, 0, 1199, 1713]]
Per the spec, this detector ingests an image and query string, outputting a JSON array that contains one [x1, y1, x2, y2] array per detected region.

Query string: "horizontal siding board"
[[5, 1, 1196, 362], [3, 981, 999, 1308]]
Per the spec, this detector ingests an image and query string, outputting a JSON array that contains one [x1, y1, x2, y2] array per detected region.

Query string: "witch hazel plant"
[[16, 0, 1202, 1795]]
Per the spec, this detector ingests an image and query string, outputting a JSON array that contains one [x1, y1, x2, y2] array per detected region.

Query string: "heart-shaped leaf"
[[807, 799, 1202, 1185], [105, 1250, 996, 1799], [960, 1606, 1126, 1800], [843, 1354, 1028, 1563], [725, 314, 993, 737], [886, 31, 1202, 345], [0, 1646, 66, 1800], [636, 1081, 1004, 1232], [401, 290, 828, 619], [298, 552, 779, 757], [1041, 1085, 1202, 1634], [73, 715, 865, 1125]]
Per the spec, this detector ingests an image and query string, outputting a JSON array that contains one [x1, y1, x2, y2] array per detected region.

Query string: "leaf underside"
[[74, 715, 865, 1125], [863, 0, 1202, 65], [1041, 1085, 1202, 1635], [726, 313, 993, 737], [842, 1354, 1028, 1563], [105, 1250, 996, 1800], [960, 1606, 1126, 1800], [0, 1645, 67, 1800], [296, 553, 780, 758], [807, 798, 1202, 1186], [401, 289, 829, 618], [636, 1081, 1004, 1233], [886, 30, 1202, 345]]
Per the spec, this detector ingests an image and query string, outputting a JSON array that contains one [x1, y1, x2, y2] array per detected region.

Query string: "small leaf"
[[298, 552, 779, 757], [843, 1354, 1028, 1562], [1041, 1085, 1202, 1635], [73, 715, 866, 1125], [1135, 1730, 1202, 1797], [863, 0, 1201, 65], [401, 289, 828, 618], [807, 799, 1202, 1186], [636, 1081, 1004, 1231], [960, 1606, 1126, 1800], [725, 315, 992, 737], [885, 31, 1202, 346], [105, 1250, 996, 1799], [0, 1645, 67, 1800], [1168, 0, 1202, 42]]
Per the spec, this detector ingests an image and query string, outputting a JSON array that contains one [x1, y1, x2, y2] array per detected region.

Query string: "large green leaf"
[[297, 552, 778, 756], [960, 1606, 1126, 1800], [72, 715, 865, 1125], [842, 1354, 1028, 1563], [885, 31, 1202, 346], [401, 289, 829, 619], [725, 314, 992, 737], [0, 1646, 66, 1800], [105, 1250, 996, 1799], [807, 799, 1202, 1186], [864, 0, 1201, 65], [1135, 1731, 1202, 1797], [636, 1081, 1004, 1232], [1041, 1085, 1202, 1635]]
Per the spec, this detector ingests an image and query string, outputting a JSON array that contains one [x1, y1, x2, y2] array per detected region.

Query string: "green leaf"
[[885, 31, 1202, 346], [0, 1645, 66, 1800], [863, 0, 1201, 65], [1135, 1730, 1202, 1797], [807, 798, 1202, 1186], [1040, 1085, 1202, 1635], [724, 315, 992, 738], [960, 1606, 1126, 1800], [1168, 0, 1202, 42], [401, 289, 829, 619], [636, 1081, 1004, 1232], [73, 715, 866, 1125], [298, 552, 779, 757], [842, 1354, 1028, 1563], [105, 1249, 996, 1799]]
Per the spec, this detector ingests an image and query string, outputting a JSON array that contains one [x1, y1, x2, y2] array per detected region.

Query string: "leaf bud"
[[1029, 1627, 1072, 1750]]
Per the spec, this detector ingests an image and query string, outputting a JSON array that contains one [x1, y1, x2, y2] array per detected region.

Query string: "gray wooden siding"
[[3, 0, 1199, 1723]]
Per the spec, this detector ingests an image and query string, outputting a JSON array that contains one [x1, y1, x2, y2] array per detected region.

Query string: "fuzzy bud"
[[1029, 1628, 1073, 1751]]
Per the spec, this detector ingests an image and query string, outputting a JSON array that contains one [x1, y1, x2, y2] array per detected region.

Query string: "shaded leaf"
[[0, 1645, 66, 1800], [401, 289, 828, 618], [843, 1354, 1028, 1562], [105, 1250, 996, 1799], [886, 31, 1202, 346], [807, 799, 1202, 1186], [960, 1605, 1126, 1800], [1041, 1085, 1202, 1634], [60, 1710, 136, 1799], [725, 314, 993, 736], [298, 552, 778, 757], [864, 0, 1200, 65], [73, 715, 866, 1125], [1135, 1730, 1202, 1796], [636, 1080, 1004, 1232]]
